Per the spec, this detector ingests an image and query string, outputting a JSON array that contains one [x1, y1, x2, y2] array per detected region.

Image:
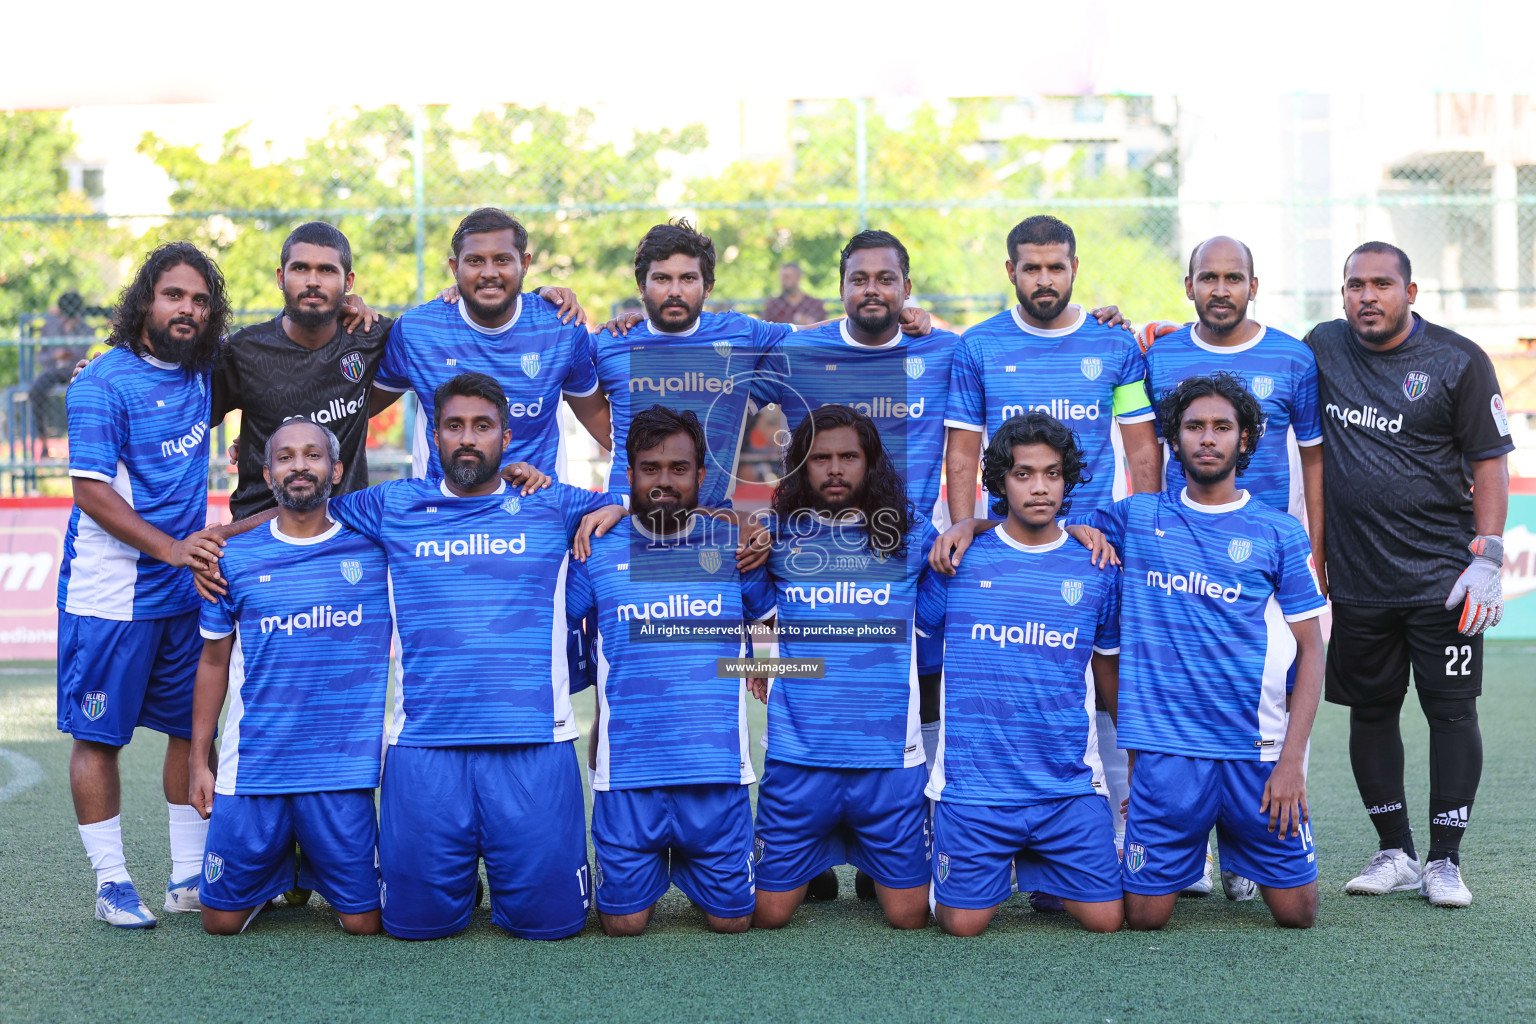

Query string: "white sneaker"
[[96, 881, 158, 929], [1182, 845, 1215, 895], [1420, 858, 1472, 908], [164, 875, 203, 913], [1221, 869, 1258, 902], [1344, 848, 1422, 895]]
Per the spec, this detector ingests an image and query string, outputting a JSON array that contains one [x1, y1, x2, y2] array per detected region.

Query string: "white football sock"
[[79, 815, 130, 889], [167, 802, 209, 882], [921, 721, 942, 775]]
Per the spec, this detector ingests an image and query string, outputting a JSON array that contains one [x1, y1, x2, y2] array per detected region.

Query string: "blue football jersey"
[[61, 348, 212, 620], [1145, 324, 1322, 514], [1077, 490, 1326, 761], [916, 528, 1120, 805], [374, 293, 599, 480], [946, 305, 1153, 515], [763, 516, 938, 769], [327, 478, 621, 746], [567, 515, 777, 790], [597, 311, 792, 508], [762, 322, 958, 526], [198, 520, 393, 795]]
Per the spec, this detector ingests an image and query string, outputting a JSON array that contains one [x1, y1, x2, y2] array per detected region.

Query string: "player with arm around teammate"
[[568, 406, 776, 935], [918, 412, 1123, 935], [187, 420, 393, 935], [1073, 373, 1326, 930], [324, 372, 617, 940]]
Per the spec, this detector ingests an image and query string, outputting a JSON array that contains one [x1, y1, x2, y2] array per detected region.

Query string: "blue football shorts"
[[56, 609, 200, 745], [932, 794, 1122, 908]]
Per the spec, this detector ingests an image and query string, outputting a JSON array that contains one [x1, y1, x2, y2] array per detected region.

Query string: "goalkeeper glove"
[[1445, 534, 1504, 636], [1135, 320, 1181, 354]]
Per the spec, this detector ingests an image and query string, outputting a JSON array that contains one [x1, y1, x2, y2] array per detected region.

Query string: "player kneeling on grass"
[[919, 412, 1124, 935], [1069, 372, 1326, 930], [568, 406, 776, 936], [749, 405, 938, 931], [188, 420, 393, 935]]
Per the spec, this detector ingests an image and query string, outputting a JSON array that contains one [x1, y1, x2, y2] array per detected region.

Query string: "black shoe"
[[804, 869, 839, 902], [854, 870, 877, 901]]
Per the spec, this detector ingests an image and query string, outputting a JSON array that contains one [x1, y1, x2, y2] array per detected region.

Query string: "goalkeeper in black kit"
[[1305, 241, 1512, 909]]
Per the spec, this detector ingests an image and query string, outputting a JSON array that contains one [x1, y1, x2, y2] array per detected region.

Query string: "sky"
[[4, 0, 1532, 110]]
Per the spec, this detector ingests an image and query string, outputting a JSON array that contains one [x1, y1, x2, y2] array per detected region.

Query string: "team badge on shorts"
[[1403, 370, 1431, 401], [905, 356, 926, 380], [1080, 357, 1103, 381], [698, 547, 721, 574], [1250, 375, 1274, 400], [82, 691, 107, 722], [339, 351, 366, 383], [937, 852, 950, 882], [204, 852, 224, 884], [339, 559, 364, 585], [1124, 843, 1146, 874], [753, 836, 765, 862], [1060, 579, 1083, 606], [501, 497, 520, 516], [520, 352, 541, 378], [1228, 538, 1253, 563], [713, 339, 732, 358], [593, 859, 605, 890]]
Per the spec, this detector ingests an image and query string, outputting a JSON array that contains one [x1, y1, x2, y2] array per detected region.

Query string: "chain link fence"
[[3, 97, 1535, 493]]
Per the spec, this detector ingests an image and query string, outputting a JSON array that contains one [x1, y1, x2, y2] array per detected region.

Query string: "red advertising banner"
[[0, 496, 230, 661]]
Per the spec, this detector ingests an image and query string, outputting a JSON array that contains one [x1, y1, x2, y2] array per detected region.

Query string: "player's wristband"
[[1468, 534, 1503, 566]]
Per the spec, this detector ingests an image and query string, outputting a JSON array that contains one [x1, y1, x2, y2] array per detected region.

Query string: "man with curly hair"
[[918, 411, 1124, 935], [59, 241, 233, 929], [749, 404, 937, 931], [1069, 372, 1327, 930]]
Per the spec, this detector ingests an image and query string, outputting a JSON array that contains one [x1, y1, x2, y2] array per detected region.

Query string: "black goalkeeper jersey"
[[213, 315, 392, 520], [1304, 314, 1513, 606]]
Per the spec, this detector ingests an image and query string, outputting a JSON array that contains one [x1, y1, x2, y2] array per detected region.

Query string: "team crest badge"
[[593, 860, 605, 890], [1061, 579, 1084, 606], [1403, 371, 1430, 402], [204, 852, 224, 885], [713, 339, 732, 358], [520, 352, 541, 378], [339, 351, 366, 383], [698, 548, 722, 574], [1228, 538, 1253, 563], [82, 691, 107, 722], [753, 836, 765, 863], [937, 852, 950, 883], [905, 356, 926, 380], [501, 497, 521, 516], [340, 560, 363, 585], [1080, 356, 1103, 381], [1251, 375, 1274, 400], [1125, 843, 1146, 874]]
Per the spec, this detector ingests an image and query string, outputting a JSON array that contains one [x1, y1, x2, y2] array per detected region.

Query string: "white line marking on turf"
[[0, 747, 44, 803]]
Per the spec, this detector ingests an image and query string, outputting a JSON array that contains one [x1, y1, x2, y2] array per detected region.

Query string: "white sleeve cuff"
[[1114, 411, 1156, 424], [562, 381, 600, 399], [199, 627, 234, 640], [68, 469, 114, 482], [370, 381, 409, 394], [1284, 605, 1327, 623], [1296, 435, 1324, 447], [1092, 645, 1121, 656], [943, 418, 984, 433]]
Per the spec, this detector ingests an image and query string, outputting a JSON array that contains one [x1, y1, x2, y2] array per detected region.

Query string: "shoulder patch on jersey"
[[1228, 538, 1253, 563], [1060, 579, 1084, 605], [1403, 370, 1431, 402], [520, 352, 540, 378], [1250, 375, 1274, 400], [340, 559, 364, 585], [1491, 393, 1511, 437], [339, 350, 366, 383], [1080, 356, 1103, 381]]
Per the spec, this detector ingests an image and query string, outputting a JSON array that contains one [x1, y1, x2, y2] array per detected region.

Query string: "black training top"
[[1304, 314, 1513, 606], [213, 314, 393, 520]]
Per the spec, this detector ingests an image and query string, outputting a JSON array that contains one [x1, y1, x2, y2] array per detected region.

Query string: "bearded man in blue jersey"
[[1070, 372, 1326, 930]]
